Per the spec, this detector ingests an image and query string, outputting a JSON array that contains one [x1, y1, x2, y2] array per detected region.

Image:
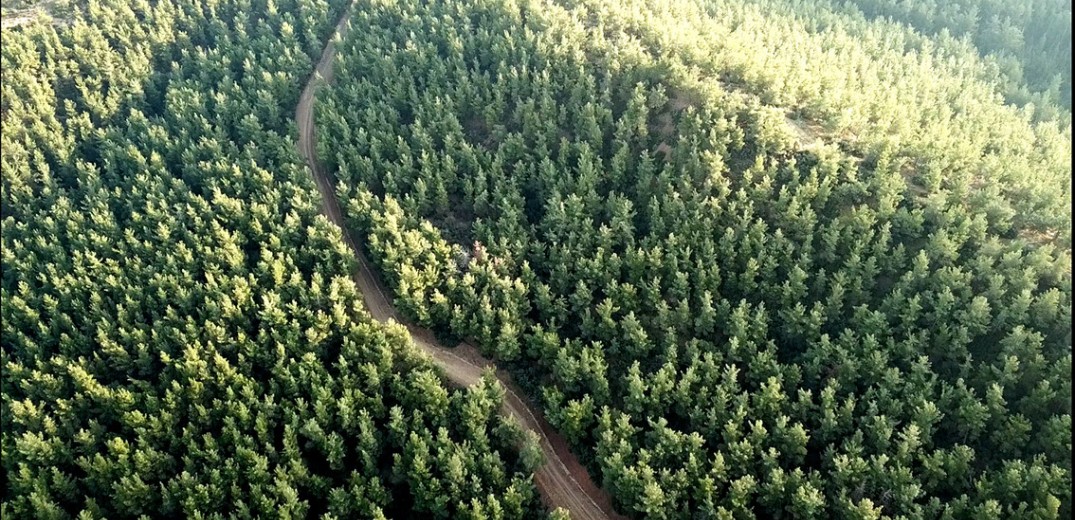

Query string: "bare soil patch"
[[1, 0, 69, 29]]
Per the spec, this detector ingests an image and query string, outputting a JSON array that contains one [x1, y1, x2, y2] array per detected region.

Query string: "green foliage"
[[840, 0, 1072, 110], [1, 0, 544, 517], [317, 0, 1072, 517]]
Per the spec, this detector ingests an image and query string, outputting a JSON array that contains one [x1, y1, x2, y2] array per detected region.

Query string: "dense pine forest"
[[316, 0, 1072, 517], [2, 0, 1072, 518], [2, 0, 545, 517], [837, 0, 1072, 111]]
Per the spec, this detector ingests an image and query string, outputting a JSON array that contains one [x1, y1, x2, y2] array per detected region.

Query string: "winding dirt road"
[[296, 6, 623, 519]]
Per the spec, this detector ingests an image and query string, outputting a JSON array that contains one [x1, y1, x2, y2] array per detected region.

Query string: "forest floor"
[[784, 114, 826, 150], [1, 1, 68, 29], [295, 5, 624, 519]]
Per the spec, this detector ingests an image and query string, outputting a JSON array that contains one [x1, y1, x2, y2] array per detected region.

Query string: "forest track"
[[295, 5, 623, 519]]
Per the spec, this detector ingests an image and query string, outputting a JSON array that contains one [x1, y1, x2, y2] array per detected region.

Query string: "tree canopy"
[[3, 0, 1071, 517], [316, 0, 1072, 517], [1, 0, 545, 517]]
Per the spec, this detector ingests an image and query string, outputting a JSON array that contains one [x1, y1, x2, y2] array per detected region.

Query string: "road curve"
[[295, 6, 624, 520]]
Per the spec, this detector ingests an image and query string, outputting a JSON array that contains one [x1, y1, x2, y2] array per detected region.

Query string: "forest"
[[2, 0, 546, 518], [836, 0, 1072, 111], [2, 0, 1072, 518], [315, 0, 1072, 517]]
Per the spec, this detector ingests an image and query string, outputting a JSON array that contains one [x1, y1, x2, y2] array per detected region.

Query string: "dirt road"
[[295, 6, 623, 519]]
